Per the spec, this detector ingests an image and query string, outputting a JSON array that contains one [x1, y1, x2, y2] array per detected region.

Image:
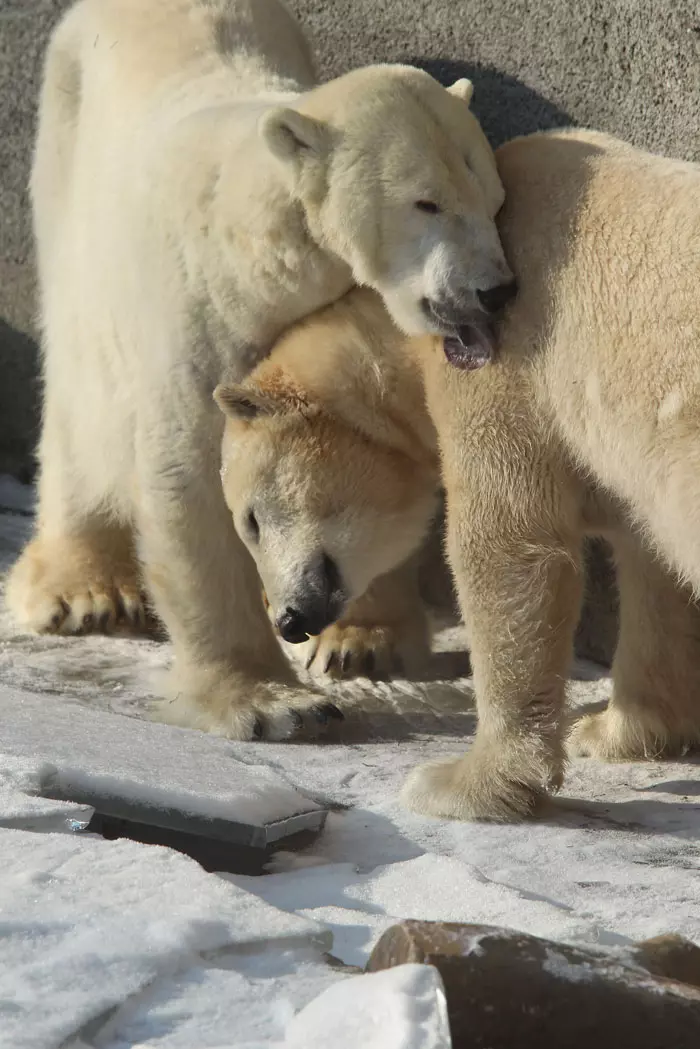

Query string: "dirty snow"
[[1, 481, 699, 1049]]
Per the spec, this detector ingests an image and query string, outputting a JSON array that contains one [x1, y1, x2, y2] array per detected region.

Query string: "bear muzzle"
[[275, 553, 348, 643]]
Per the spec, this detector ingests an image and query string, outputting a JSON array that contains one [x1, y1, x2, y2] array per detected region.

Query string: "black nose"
[[476, 279, 518, 314], [276, 607, 312, 644], [275, 554, 346, 643]]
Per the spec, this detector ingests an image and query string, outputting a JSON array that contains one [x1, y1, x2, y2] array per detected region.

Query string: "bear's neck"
[[195, 124, 353, 368]]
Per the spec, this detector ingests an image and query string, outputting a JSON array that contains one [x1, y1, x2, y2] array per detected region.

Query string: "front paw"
[[152, 662, 344, 741], [300, 623, 405, 680], [401, 744, 563, 823]]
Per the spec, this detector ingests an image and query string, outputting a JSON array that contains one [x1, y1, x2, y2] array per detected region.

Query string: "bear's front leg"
[[136, 417, 341, 742], [401, 358, 584, 820], [290, 556, 431, 680], [568, 532, 700, 761], [402, 517, 583, 820]]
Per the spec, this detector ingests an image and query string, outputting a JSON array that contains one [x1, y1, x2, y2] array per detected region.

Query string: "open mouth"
[[422, 299, 498, 371], [442, 317, 496, 371]]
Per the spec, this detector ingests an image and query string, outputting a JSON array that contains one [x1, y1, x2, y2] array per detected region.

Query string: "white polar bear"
[[6, 0, 512, 740]]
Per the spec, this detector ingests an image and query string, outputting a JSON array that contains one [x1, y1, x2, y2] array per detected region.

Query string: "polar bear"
[[215, 127, 700, 819], [6, 0, 512, 740], [216, 290, 443, 680]]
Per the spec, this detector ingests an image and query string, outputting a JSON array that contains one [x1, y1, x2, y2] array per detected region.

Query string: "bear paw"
[[400, 747, 562, 823], [6, 534, 148, 635], [567, 705, 695, 762], [299, 623, 407, 680], [153, 663, 344, 742]]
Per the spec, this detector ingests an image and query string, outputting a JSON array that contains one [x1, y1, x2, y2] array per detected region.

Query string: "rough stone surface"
[[631, 934, 700, 991], [367, 920, 700, 1049]]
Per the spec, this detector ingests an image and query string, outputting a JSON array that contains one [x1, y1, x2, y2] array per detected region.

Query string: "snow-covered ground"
[[1, 476, 699, 1049]]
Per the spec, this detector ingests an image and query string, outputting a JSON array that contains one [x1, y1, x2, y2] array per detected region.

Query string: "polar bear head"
[[261, 65, 514, 346], [214, 377, 437, 643]]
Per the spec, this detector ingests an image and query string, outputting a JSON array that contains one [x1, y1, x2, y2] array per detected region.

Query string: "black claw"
[[98, 611, 112, 632], [82, 613, 94, 631], [341, 650, 352, 674], [289, 709, 304, 730], [252, 717, 264, 740], [50, 613, 62, 630], [323, 651, 338, 674], [363, 650, 376, 676]]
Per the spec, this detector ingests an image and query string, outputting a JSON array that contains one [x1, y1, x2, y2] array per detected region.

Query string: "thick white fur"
[[6, 0, 508, 739]]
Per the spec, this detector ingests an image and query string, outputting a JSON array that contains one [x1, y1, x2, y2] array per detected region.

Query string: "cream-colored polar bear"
[[6, 0, 512, 739], [216, 128, 700, 819]]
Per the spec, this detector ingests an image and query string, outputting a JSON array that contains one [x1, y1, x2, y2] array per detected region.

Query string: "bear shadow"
[[542, 792, 700, 840], [0, 317, 40, 484], [308, 666, 478, 745], [407, 58, 575, 147]]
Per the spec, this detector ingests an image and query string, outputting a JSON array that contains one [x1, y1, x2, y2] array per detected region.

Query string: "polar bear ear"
[[448, 78, 474, 106], [214, 384, 278, 422], [260, 108, 328, 163]]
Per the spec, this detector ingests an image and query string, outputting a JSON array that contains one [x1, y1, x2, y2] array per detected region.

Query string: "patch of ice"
[[0, 753, 93, 828], [284, 964, 451, 1049], [0, 829, 328, 1049], [0, 475, 34, 514], [542, 947, 595, 984], [94, 945, 345, 1049], [230, 852, 621, 966]]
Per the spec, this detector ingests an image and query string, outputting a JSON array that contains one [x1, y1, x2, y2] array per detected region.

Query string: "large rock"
[[367, 920, 700, 1049]]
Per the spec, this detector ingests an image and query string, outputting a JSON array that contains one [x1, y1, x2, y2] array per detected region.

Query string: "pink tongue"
[[443, 324, 494, 371]]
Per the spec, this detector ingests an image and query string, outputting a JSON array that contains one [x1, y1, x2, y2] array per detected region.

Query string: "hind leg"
[[568, 532, 700, 760]]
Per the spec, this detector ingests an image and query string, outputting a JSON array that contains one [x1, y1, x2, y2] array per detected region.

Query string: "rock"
[[631, 934, 700, 990], [366, 921, 700, 1049]]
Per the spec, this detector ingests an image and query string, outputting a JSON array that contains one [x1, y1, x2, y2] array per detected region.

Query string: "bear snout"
[[275, 553, 347, 642]]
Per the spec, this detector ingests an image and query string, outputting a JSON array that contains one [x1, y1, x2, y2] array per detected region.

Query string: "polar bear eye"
[[246, 509, 260, 542], [415, 200, 442, 215]]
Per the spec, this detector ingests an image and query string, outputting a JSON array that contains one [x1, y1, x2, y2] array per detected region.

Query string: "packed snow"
[[1, 479, 699, 1048]]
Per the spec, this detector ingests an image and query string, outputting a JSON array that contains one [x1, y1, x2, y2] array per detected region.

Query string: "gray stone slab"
[[0, 685, 328, 853]]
